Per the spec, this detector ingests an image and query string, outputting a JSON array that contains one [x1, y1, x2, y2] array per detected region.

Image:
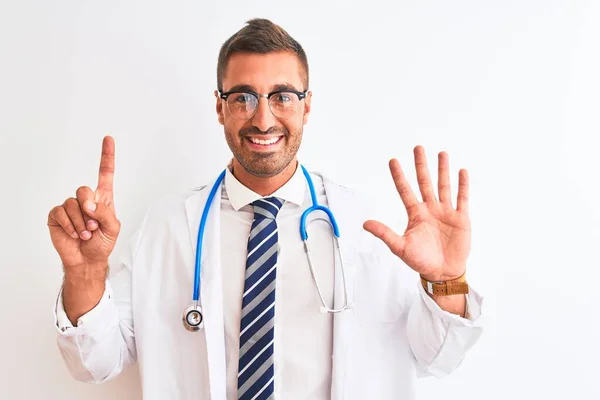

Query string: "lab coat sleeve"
[[53, 222, 143, 383], [54, 270, 135, 383], [407, 280, 484, 378]]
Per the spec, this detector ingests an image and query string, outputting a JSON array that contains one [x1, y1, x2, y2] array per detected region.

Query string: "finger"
[[63, 198, 92, 240], [82, 200, 120, 239], [48, 206, 80, 240], [363, 220, 406, 259], [457, 168, 469, 212], [96, 135, 115, 203], [438, 151, 452, 205], [86, 219, 99, 231], [414, 145, 436, 202], [389, 158, 418, 209], [75, 186, 99, 231]]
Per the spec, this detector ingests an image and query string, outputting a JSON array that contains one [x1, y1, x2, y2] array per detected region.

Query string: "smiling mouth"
[[245, 136, 284, 146]]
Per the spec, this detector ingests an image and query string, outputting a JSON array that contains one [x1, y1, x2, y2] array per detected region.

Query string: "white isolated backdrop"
[[1, 0, 599, 399]]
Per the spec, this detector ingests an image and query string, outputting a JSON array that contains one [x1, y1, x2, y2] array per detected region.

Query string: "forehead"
[[222, 51, 305, 92]]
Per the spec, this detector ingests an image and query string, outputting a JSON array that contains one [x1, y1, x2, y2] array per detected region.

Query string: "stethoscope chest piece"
[[182, 304, 204, 331]]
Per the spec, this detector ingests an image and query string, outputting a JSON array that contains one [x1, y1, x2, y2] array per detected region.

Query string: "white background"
[[1, 0, 599, 399]]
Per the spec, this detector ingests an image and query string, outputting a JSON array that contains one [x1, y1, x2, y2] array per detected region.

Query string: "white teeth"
[[249, 137, 280, 145]]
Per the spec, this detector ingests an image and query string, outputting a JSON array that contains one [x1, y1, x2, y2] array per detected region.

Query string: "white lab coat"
[[55, 171, 484, 400]]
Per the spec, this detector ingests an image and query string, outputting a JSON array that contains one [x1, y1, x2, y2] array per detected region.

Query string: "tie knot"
[[251, 197, 283, 220]]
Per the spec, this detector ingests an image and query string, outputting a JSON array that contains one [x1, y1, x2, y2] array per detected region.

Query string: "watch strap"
[[421, 272, 469, 296]]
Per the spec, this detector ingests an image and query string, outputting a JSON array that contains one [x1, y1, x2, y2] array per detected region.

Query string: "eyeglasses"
[[219, 89, 307, 120]]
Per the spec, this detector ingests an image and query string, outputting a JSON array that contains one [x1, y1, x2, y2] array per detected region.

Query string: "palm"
[[364, 146, 471, 282]]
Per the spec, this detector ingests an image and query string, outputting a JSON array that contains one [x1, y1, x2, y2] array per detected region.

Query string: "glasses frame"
[[218, 89, 308, 120]]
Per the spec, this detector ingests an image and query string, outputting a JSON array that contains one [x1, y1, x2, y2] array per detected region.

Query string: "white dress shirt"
[[221, 164, 335, 400]]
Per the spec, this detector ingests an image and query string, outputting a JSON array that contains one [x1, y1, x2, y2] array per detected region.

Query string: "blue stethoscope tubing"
[[193, 169, 226, 302], [183, 165, 348, 332], [300, 166, 340, 240]]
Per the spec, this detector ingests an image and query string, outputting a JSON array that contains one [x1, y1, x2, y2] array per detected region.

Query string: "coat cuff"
[[54, 280, 114, 336], [409, 281, 484, 378], [417, 280, 484, 326]]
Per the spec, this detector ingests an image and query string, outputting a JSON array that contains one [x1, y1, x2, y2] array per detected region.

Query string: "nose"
[[251, 97, 277, 132]]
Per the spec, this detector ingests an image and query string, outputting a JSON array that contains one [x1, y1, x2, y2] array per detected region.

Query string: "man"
[[48, 18, 483, 400]]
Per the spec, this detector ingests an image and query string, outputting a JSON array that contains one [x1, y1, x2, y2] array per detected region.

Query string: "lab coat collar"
[[225, 160, 306, 211]]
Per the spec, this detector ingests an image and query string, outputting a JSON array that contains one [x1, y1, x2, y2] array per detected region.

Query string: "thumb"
[[83, 200, 120, 238], [363, 220, 406, 259]]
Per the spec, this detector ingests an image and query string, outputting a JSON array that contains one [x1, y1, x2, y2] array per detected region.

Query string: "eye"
[[273, 92, 293, 102], [231, 93, 253, 103]]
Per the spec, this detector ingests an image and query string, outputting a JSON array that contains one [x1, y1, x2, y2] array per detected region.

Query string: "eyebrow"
[[225, 82, 303, 93]]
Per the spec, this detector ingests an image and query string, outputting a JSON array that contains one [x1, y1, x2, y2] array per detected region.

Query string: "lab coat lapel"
[[185, 174, 227, 400], [323, 178, 361, 400]]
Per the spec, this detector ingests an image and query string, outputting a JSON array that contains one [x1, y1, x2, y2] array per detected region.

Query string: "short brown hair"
[[217, 18, 309, 91]]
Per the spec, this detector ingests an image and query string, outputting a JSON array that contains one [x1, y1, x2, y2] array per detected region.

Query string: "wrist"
[[420, 268, 466, 283], [63, 262, 109, 284], [431, 293, 468, 317]]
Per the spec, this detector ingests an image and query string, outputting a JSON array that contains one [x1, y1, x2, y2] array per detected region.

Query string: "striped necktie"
[[237, 197, 284, 400]]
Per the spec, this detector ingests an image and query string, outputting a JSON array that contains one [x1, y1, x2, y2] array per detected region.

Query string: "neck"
[[231, 158, 298, 196]]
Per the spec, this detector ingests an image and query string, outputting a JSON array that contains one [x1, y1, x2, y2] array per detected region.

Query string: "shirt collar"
[[224, 161, 307, 211]]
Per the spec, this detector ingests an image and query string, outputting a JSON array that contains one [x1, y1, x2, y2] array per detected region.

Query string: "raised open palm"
[[363, 146, 471, 282], [47, 136, 120, 268]]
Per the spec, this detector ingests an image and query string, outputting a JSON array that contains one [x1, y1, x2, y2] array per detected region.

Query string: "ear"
[[215, 90, 224, 125], [302, 91, 312, 125]]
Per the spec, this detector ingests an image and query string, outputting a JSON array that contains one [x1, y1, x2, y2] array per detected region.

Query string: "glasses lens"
[[226, 93, 258, 119], [269, 92, 300, 118]]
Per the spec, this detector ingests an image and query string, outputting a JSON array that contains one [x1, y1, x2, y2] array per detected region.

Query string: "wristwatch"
[[420, 272, 469, 296]]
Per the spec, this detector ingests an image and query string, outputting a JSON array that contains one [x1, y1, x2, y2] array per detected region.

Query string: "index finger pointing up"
[[96, 136, 115, 201]]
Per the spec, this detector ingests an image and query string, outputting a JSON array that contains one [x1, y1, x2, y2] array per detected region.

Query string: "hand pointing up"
[[47, 136, 121, 271]]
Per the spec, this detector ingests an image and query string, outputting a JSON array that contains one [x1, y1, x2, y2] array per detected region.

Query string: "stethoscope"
[[182, 165, 349, 332]]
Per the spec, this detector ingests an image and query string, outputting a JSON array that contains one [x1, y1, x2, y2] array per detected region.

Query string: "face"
[[216, 51, 312, 178]]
